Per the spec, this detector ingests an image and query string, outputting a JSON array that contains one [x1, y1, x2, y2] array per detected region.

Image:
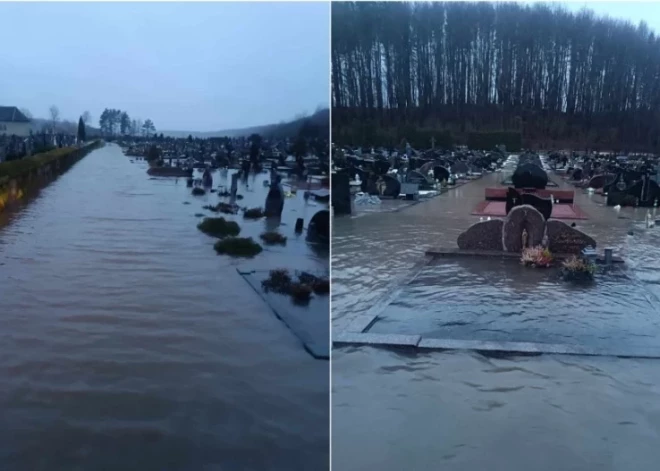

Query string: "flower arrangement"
[[560, 256, 596, 282], [521, 246, 554, 268]]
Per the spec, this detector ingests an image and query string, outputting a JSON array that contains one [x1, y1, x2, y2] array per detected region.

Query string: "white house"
[[0, 106, 31, 137]]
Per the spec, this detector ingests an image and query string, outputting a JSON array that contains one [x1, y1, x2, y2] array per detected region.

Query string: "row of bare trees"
[[331, 2, 660, 150]]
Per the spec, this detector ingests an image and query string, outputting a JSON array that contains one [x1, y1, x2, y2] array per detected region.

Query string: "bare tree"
[[82, 111, 91, 125], [20, 108, 33, 119], [49, 105, 60, 131], [331, 2, 660, 151]]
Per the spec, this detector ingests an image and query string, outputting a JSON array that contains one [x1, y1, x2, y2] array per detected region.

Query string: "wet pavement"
[[332, 166, 660, 470], [0, 144, 329, 471]]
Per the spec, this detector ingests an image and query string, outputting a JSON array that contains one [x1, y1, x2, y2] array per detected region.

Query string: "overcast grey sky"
[[0, 2, 329, 132], [558, 1, 660, 32]]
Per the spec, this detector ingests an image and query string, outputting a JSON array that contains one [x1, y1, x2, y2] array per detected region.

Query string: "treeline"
[[99, 109, 156, 137], [331, 2, 660, 151]]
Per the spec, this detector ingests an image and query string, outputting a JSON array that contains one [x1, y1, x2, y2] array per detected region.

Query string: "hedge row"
[[0, 141, 102, 182]]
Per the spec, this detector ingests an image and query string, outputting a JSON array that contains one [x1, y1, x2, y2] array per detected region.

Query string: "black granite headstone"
[[511, 163, 548, 189], [331, 172, 352, 216], [308, 209, 329, 242]]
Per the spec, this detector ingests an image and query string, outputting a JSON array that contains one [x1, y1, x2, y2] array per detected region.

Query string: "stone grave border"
[[331, 251, 660, 359], [238, 268, 329, 360]]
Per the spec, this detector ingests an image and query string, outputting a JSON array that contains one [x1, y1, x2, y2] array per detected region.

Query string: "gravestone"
[[502, 205, 545, 252], [265, 177, 285, 218], [406, 170, 433, 190], [400, 182, 419, 200], [457, 219, 504, 251], [572, 168, 584, 181], [308, 209, 329, 242], [331, 172, 352, 216], [505, 188, 553, 221], [546, 220, 596, 254], [434, 166, 450, 182], [377, 174, 401, 198], [451, 161, 469, 175], [230, 172, 239, 196], [586, 174, 610, 189], [374, 160, 390, 175], [511, 163, 548, 189]]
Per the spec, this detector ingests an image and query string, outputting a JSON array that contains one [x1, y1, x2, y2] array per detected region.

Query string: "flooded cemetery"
[[0, 135, 329, 469], [332, 144, 660, 470]]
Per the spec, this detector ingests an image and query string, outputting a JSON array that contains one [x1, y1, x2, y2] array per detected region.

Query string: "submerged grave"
[[333, 205, 660, 358]]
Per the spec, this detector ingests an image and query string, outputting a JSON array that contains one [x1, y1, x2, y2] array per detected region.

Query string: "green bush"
[[213, 237, 263, 258], [244, 207, 265, 219], [260, 231, 287, 245], [298, 272, 330, 295], [289, 282, 312, 304], [197, 217, 241, 238], [261, 269, 293, 294]]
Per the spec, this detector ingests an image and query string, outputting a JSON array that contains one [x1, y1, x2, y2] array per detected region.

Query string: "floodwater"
[[0, 144, 329, 471], [369, 257, 660, 355], [333, 169, 660, 470]]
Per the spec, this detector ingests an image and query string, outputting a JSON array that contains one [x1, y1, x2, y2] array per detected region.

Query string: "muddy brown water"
[[333, 166, 660, 471], [0, 144, 329, 471]]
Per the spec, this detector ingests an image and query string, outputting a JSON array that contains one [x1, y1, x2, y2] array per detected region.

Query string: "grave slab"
[[239, 269, 329, 359], [333, 332, 421, 348], [360, 257, 660, 358]]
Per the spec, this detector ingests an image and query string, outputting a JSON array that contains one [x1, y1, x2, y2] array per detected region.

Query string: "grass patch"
[[213, 237, 263, 258], [197, 217, 241, 238], [244, 207, 264, 219], [260, 231, 287, 245], [191, 187, 206, 196]]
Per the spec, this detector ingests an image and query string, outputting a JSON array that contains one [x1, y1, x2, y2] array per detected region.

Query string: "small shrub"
[[197, 217, 241, 238], [311, 277, 330, 295], [289, 282, 312, 304], [261, 269, 292, 294], [218, 189, 231, 197], [194, 213, 205, 217], [260, 231, 287, 245], [213, 237, 263, 257], [192, 187, 205, 196], [297, 272, 330, 296], [217, 202, 239, 214], [244, 207, 264, 219]]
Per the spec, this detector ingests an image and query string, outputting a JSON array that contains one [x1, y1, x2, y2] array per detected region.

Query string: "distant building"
[[0, 106, 31, 137]]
